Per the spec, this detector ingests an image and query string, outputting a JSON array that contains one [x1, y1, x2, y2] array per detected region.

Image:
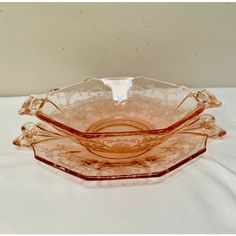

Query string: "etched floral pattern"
[[14, 77, 226, 180]]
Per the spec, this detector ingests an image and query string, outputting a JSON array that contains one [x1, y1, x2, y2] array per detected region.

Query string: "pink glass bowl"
[[14, 77, 226, 180]]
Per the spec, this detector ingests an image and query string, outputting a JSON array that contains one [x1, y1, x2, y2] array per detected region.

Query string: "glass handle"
[[18, 95, 45, 116], [13, 121, 66, 147], [193, 89, 222, 108], [179, 114, 226, 138], [13, 122, 37, 147]]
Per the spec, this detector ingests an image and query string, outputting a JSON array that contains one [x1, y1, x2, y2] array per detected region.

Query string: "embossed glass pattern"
[[14, 77, 226, 180]]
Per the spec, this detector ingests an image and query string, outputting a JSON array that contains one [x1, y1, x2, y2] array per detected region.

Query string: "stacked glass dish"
[[14, 77, 226, 180]]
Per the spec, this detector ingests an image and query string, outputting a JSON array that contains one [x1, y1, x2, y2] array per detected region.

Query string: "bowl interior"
[[37, 77, 200, 134]]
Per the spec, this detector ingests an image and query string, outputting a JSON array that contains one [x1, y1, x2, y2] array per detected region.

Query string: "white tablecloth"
[[0, 88, 236, 233]]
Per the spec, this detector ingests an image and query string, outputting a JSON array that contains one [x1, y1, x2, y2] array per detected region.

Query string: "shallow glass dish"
[[14, 76, 226, 180]]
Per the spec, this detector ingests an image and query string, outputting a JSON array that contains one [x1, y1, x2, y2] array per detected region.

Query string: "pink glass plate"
[[33, 130, 207, 181], [14, 114, 225, 181]]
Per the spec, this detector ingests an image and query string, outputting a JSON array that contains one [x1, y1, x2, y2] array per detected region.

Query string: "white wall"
[[0, 3, 236, 96]]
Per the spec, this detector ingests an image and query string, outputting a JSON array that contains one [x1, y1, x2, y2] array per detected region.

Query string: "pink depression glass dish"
[[14, 76, 226, 180]]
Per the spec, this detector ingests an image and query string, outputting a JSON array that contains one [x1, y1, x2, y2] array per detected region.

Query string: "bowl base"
[[85, 117, 154, 158], [86, 117, 153, 133]]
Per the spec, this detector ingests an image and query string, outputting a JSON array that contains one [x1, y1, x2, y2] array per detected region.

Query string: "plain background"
[[1, 2, 236, 96]]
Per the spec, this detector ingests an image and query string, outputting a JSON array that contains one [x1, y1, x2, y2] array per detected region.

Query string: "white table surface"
[[0, 88, 236, 233]]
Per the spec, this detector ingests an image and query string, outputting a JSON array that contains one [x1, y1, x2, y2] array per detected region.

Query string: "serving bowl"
[[16, 76, 224, 158]]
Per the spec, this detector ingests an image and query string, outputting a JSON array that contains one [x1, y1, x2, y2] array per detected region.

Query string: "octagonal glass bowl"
[[14, 76, 226, 180], [16, 76, 224, 158]]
